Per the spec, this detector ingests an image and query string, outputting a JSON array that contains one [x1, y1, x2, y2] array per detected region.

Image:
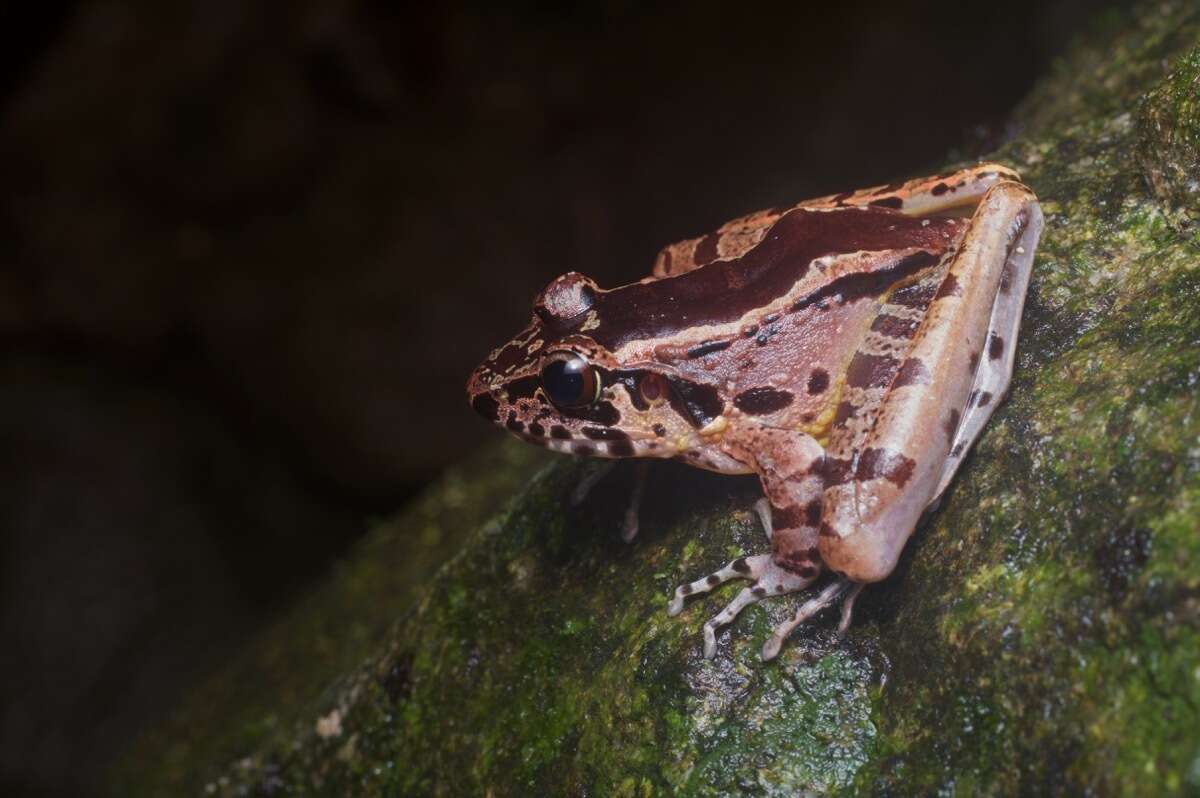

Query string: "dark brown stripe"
[[549, 425, 571, 439], [869, 196, 903, 209], [573, 208, 965, 350]]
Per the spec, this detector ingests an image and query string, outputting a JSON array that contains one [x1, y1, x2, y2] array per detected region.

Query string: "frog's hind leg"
[[931, 192, 1042, 504], [818, 180, 1043, 584]]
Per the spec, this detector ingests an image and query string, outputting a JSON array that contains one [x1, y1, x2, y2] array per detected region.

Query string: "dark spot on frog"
[[687, 339, 732, 358], [807, 368, 830, 395], [857, 447, 916, 487], [818, 521, 840, 538], [732, 557, 751, 574], [968, 351, 980, 372], [706, 574, 720, 586], [988, 332, 1005, 360], [574, 444, 595, 456], [820, 455, 853, 485], [506, 412, 524, 433], [894, 358, 931, 388], [977, 391, 993, 407], [870, 313, 917, 339], [832, 190, 855, 204], [944, 409, 960, 443], [742, 324, 759, 338], [801, 412, 815, 423], [951, 442, 965, 457], [935, 272, 962, 299], [834, 401, 857, 425], [680, 584, 693, 595], [755, 325, 779, 346], [694, 231, 721, 264], [734, 386, 794, 415], [751, 585, 767, 598], [931, 181, 950, 196], [582, 426, 630, 441], [665, 376, 723, 427], [889, 278, 939, 309], [652, 424, 666, 437], [846, 351, 900, 389], [804, 498, 823, 526], [471, 393, 500, 422], [762, 312, 780, 324], [528, 421, 545, 437], [771, 505, 804, 529], [869, 196, 903, 209], [608, 440, 635, 457], [549, 425, 571, 439]]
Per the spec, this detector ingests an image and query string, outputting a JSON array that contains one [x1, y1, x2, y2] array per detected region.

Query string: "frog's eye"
[[540, 352, 601, 408]]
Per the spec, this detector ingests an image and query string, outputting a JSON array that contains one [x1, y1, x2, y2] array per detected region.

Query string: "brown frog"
[[467, 164, 1043, 659]]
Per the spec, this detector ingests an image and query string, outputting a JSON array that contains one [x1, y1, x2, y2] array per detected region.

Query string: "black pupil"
[[542, 356, 592, 407]]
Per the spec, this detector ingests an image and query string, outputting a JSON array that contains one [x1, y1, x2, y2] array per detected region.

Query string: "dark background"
[[0, 1, 1129, 795]]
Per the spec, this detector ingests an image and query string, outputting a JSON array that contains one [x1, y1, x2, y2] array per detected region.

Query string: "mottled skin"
[[467, 164, 1042, 658]]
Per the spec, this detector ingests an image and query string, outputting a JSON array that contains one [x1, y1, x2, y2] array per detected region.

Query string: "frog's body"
[[467, 165, 1042, 659]]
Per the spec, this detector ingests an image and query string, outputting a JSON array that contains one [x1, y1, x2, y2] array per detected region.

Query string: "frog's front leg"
[[667, 427, 835, 659]]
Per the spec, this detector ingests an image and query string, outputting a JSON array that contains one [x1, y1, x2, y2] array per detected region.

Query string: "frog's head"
[[466, 272, 699, 458]]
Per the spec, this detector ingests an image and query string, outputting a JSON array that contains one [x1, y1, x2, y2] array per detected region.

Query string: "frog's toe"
[[667, 554, 770, 616], [761, 578, 860, 660], [700, 560, 816, 658]]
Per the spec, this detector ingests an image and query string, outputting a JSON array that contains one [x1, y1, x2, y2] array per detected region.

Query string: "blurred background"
[[0, 1, 1132, 795]]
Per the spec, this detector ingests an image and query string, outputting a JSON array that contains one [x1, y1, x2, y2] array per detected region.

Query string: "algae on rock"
[[113, 3, 1200, 795]]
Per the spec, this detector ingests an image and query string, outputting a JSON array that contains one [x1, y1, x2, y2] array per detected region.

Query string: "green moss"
[[113, 2, 1200, 796], [1137, 43, 1200, 217]]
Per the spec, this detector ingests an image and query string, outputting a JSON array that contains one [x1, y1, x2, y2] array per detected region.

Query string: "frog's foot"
[[667, 554, 818, 659], [761, 578, 864, 660], [570, 461, 651, 543]]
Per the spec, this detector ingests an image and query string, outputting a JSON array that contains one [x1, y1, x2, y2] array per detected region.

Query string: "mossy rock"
[[112, 2, 1200, 795]]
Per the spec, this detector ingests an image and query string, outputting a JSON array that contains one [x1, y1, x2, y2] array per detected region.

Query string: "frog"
[[466, 164, 1043, 660]]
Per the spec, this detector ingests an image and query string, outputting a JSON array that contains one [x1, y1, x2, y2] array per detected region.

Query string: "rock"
[[1137, 44, 1200, 218], [111, 2, 1200, 794]]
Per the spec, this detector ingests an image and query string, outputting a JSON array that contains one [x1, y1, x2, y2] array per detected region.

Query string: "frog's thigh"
[[819, 181, 1043, 583]]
